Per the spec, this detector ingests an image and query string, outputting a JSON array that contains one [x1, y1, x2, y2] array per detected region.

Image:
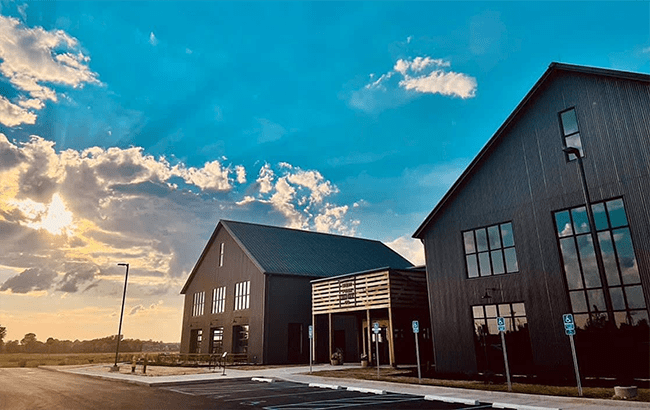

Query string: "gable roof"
[[413, 62, 650, 239], [181, 220, 413, 293]]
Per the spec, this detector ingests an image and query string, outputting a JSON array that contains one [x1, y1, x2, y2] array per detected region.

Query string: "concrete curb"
[[251, 377, 274, 383], [308, 383, 341, 390], [424, 394, 480, 405], [492, 404, 561, 410], [346, 386, 385, 395]]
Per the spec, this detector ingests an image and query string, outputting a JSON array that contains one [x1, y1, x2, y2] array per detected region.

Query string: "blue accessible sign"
[[497, 317, 506, 332], [563, 313, 575, 335], [373, 322, 380, 334], [412, 320, 419, 333], [308, 325, 313, 339]]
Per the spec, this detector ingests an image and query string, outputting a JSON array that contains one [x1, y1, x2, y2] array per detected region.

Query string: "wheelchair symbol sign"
[[497, 317, 506, 332]]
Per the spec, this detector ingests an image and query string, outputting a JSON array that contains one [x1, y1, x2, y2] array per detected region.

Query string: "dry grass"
[[0, 352, 167, 368], [309, 367, 650, 402]]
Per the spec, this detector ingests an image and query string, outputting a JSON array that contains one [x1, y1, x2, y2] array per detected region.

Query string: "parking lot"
[[159, 378, 492, 410]]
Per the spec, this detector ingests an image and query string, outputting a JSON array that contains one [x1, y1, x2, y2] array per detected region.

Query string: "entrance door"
[[232, 325, 249, 353], [189, 329, 202, 354], [287, 323, 304, 363]]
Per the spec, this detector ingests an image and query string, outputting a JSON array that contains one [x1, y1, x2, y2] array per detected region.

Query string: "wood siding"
[[421, 70, 650, 375], [312, 269, 428, 314]]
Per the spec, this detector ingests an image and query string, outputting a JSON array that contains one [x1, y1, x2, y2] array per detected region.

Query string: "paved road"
[[158, 378, 489, 409], [0, 368, 490, 410], [0, 368, 216, 410]]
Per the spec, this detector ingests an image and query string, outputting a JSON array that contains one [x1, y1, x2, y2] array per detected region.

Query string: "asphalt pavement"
[[43, 363, 650, 410]]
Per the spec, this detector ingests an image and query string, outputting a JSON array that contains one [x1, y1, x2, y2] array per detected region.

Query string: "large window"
[[210, 327, 224, 354], [212, 286, 226, 314], [192, 291, 205, 316], [554, 198, 648, 329], [559, 108, 584, 160], [471, 302, 532, 374], [234, 281, 250, 310], [232, 324, 249, 354], [463, 222, 518, 278], [190, 329, 202, 354]]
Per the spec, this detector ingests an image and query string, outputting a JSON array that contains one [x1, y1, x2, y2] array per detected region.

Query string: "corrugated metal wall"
[[422, 69, 650, 375]]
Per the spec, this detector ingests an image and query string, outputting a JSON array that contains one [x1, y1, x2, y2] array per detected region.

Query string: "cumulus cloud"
[[0, 15, 99, 127], [385, 236, 424, 266], [0, 268, 57, 293], [0, 96, 37, 127], [240, 162, 358, 234], [0, 135, 360, 300], [349, 57, 476, 113]]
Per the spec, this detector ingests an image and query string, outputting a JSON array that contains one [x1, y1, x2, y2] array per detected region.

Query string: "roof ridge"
[[221, 219, 383, 243]]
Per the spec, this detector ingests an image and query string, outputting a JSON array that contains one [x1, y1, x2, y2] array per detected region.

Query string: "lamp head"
[[117, 263, 129, 267], [562, 146, 581, 157]]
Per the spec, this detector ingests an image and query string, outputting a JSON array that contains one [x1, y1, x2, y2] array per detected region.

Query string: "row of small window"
[[472, 302, 528, 336], [189, 325, 249, 354], [191, 280, 250, 316]]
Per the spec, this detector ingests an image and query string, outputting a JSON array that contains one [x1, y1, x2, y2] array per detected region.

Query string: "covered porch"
[[311, 266, 432, 367]]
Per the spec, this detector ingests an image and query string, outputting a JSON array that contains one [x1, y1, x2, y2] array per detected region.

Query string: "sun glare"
[[15, 193, 75, 235]]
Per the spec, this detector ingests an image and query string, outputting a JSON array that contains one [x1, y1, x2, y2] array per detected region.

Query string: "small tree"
[[21, 333, 38, 353], [0, 325, 6, 352]]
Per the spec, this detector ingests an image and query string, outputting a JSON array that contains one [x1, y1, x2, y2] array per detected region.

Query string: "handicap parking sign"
[[373, 322, 380, 334], [412, 320, 419, 333], [497, 317, 506, 332]]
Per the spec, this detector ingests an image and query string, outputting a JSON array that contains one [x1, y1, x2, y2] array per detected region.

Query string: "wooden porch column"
[[366, 309, 372, 363], [388, 307, 396, 367], [328, 313, 333, 361], [312, 313, 316, 363]]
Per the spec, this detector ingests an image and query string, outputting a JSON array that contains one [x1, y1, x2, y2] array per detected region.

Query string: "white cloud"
[[385, 235, 424, 266], [0, 95, 37, 127], [400, 70, 477, 99], [349, 56, 476, 113], [0, 15, 100, 126], [149, 32, 158, 46], [242, 163, 357, 235], [0, 135, 360, 301], [235, 165, 246, 184]]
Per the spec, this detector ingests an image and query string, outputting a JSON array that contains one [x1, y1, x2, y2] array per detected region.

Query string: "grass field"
[[310, 367, 650, 402], [0, 352, 156, 368]]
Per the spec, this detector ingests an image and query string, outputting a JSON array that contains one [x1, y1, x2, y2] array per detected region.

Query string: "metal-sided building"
[[180, 220, 412, 364], [414, 63, 650, 379]]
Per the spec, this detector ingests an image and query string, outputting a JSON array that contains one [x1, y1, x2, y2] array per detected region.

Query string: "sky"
[[0, 1, 648, 343]]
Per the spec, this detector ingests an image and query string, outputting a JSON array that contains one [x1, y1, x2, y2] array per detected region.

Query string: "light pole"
[[562, 147, 614, 322], [111, 263, 130, 372]]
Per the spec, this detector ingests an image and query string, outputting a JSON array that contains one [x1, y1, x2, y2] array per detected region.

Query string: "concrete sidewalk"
[[46, 363, 649, 410]]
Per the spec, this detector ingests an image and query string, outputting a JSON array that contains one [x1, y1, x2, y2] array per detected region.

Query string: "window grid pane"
[[553, 198, 648, 323], [212, 286, 226, 314], [234, 281, 250, 311], [463, 221, 518, 278]]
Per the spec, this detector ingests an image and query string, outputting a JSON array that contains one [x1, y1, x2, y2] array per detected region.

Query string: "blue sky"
[[0, 1, 648, 342]]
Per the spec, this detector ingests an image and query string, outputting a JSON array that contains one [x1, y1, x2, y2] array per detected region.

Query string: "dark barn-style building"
[[180, 220, 412, 364], [414, 63, 650, 379]]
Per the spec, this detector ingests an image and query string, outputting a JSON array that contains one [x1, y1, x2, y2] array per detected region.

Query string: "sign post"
[[373, 322, 380, 378], [497, 317, 512, 392], [308, 325, 313, 374], [563, 314, 582, 396], [412, 320, 421, 383]]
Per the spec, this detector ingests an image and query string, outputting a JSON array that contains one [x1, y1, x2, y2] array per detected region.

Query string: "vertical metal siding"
[[423, 70, 650, 375]]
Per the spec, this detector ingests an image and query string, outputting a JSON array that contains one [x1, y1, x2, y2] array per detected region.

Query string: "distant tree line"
[[0, 325, 178, 354]]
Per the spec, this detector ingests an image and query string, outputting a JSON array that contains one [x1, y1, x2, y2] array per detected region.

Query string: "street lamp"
[[111, 263, 130, 372], [562, 147, 614, 322]]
